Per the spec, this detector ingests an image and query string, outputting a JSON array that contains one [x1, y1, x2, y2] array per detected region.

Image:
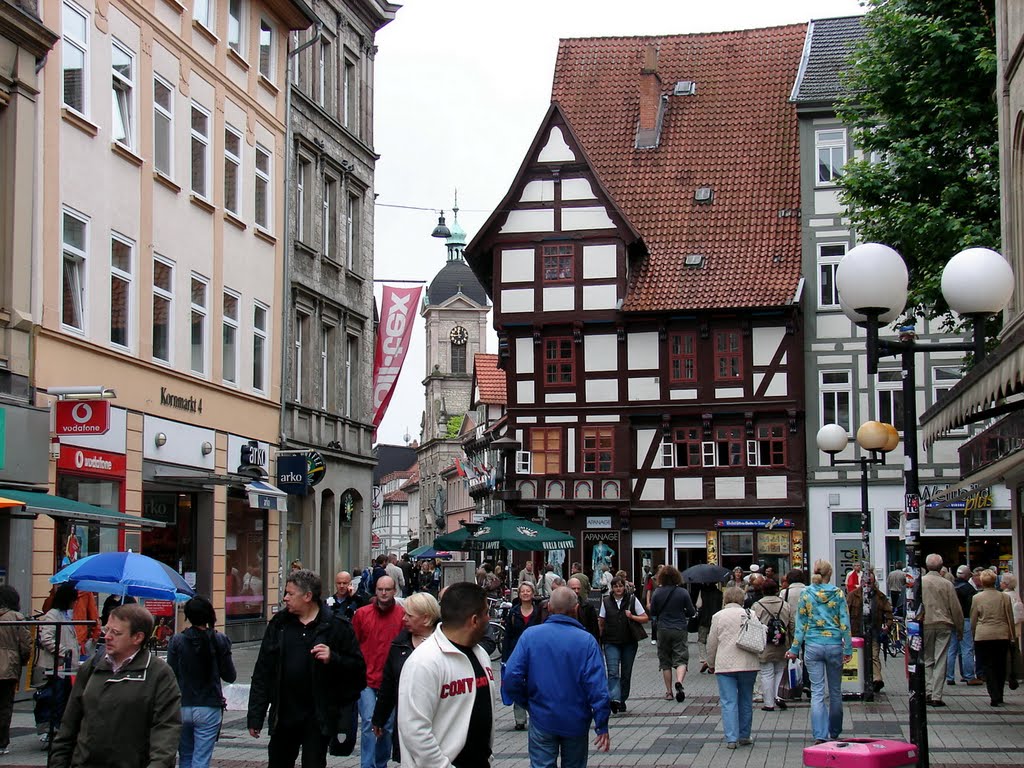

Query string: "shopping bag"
[[787, 657, 804, 692]]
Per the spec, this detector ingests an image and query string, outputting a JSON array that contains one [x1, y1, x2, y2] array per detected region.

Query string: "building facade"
[[466, 29, 810, 582], [32, 0, 314, 639], [794, 17, 1013, 579], [280, 0, 397, 582], [415, 212, 489, 546]]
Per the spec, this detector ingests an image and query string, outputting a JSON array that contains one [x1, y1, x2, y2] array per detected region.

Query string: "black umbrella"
[[681, 563, 731, 585]]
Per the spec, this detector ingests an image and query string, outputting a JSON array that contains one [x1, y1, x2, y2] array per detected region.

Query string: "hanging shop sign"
[[277, 454, 310, 495], [54, 400, 110, 436], [307, 451, 326, 487], [57, 445, 126, 478]]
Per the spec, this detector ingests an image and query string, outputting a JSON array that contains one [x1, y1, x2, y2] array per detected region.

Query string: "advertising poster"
[[582, 530, 619, 587]]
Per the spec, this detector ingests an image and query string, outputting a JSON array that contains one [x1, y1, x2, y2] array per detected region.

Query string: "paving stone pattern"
[[4, 640, 1023, 767]]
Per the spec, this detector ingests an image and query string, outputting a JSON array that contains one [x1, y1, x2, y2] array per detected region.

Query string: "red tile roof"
[[400, 468, 420, 491], [474, 353, 506, 404], [551, 26, 806, 311], [383, 489, 408, 503]]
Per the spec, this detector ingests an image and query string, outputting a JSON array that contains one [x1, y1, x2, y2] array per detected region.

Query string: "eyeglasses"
[[102, 626, 126, 637]]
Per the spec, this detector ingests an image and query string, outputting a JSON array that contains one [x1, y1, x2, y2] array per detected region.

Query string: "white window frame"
[[255, 143, 271, 231], [190, 274, 209, 375], [701, 441, 716, 468], [816, 128, 847, 186], [152, 255, 174, 364], [876, 369, 904, 432], [111, 39, 135, 149], [515, 450, 532, 474], [109, 233, 134, 350], [820, 369, 852, 432], [258, 19, 274, 80], [227, 0, 243, 55], [294, 311, 307, 401], [345, 334, 354, 416], [61, 208, 88, 333], [817, 242, 846, 309], [153, 75, 174, 177], [932, 364, 966, 435], [222, 290, 240, 385], [62, 1, 89, 116], [253, 302, 268, 392], [317, 38, 327, 107], [321, 324, 331, 408], [660, 438, 674, 469], [190, 103, 211, 199], [193, 0, 212, 30], [224, 125, 242, 216]]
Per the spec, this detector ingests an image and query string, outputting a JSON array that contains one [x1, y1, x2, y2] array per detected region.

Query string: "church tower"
[[416, 204, 489, 540]]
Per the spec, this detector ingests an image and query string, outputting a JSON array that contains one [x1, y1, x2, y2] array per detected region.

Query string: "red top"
[[352, 600, 405, 688]]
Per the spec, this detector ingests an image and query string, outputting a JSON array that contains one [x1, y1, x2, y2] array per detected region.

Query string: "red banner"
[[372, 285, 422, 432]]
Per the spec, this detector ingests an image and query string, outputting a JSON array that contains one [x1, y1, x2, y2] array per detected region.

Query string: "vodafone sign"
[[54, 400, 111, 436], [57, 446, 126, 478]]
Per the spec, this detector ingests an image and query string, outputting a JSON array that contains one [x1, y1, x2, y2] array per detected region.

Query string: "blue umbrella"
[[50, 551, 195, 602], [407, 546, 453, 561]]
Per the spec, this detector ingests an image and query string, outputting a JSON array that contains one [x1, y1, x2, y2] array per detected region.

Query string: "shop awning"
[[246, 480, 287, 512], [0, 488, 168, 528]]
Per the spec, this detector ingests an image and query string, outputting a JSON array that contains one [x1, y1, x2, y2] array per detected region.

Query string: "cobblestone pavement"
[[4, 639, 1023, 767]]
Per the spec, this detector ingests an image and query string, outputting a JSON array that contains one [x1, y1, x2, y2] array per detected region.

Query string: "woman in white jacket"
[[707, 586, 765, 749]]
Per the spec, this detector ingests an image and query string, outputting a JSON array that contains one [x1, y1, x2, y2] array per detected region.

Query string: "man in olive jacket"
[[247, 569, 366, 768], [49, 603, 181, 768]]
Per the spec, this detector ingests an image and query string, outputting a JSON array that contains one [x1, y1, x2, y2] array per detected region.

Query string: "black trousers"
[[975, 639, 1009, 704], [0, 679, 16, 748], [268, 717, 330, 768]]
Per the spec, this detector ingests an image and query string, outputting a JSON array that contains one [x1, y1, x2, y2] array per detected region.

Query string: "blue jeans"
[[179, 705, 222, 768], [715, 671, 755, 744], [358, 687, 394, 768], [805, 643, 844, 741], [528, 724, 589, 768], [604, 642, 638, 704], [946, 619, 977, 682]]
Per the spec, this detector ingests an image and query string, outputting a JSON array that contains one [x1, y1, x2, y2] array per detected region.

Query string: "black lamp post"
[[835, 243, 1014, 767], [817, 420, 899, 701]]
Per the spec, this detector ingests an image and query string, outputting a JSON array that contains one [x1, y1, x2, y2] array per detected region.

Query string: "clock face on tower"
[[449, 326, 469, 346]]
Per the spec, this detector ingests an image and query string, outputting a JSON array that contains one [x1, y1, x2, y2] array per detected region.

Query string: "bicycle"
[[486, 597, 511, 662], [880, 617, 906, 659]]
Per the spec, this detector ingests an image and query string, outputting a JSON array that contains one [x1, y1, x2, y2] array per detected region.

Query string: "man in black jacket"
[[248, 569, 367, 768], [947, 565, 983, 686], [568, 577, 600, 641]]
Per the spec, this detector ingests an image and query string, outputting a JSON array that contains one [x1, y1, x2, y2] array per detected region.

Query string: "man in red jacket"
[[352, 576, 404, 768]]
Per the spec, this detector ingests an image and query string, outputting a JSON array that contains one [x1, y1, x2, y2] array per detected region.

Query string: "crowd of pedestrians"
[[2, 549, 1023, 767]]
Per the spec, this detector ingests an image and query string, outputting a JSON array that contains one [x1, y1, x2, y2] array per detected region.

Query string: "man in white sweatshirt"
[[397, 582, 494, 768]]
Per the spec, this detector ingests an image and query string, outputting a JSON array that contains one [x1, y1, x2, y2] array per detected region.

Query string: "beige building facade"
[[30, 0, 313, 639]]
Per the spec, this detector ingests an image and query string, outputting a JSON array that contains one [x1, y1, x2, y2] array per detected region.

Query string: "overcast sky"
[[370, 0, 866, 446]]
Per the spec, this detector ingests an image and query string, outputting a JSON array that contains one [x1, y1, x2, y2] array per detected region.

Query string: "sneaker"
[[739, 738, 753, 746], [726, 742, 738, 749], [0, 747, 9, 755], [675, 682, 685, 703], [753, 694, 764, 703]]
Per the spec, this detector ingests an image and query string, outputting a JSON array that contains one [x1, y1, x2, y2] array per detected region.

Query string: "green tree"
[[836, 0, 998, 322]]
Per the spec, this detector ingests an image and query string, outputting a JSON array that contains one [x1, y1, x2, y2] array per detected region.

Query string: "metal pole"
[[860, 456, 874, 702], [901, 342, 929, 767]]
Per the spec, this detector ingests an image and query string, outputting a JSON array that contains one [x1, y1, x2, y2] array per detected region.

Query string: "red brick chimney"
[[636, 43, 665, 149]]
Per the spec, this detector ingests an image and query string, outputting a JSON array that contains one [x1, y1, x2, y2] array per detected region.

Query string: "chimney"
[[636, 43, 666, 149]]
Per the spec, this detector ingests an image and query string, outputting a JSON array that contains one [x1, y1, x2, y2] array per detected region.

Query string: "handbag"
[[736, 608, 766, 654], [626, 595, 648, 641], [688, 592, 703, 634]]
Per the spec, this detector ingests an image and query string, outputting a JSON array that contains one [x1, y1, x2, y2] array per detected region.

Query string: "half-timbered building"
[[465, 27, 810, 580]]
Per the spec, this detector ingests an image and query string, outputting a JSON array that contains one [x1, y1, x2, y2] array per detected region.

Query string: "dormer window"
[[542, 244, 575, 282]]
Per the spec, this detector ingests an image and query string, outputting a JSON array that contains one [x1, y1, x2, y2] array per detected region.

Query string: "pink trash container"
[[803, 738, 918, 768]]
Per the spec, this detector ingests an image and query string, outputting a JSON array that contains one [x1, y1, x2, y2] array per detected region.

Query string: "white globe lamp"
[[836, 243, 909, 322], [940, 247, 1014, 316], [816, 423, 849, 455]]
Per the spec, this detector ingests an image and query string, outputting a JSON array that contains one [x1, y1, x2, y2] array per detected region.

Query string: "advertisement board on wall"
[[581, 530, 619, 587]]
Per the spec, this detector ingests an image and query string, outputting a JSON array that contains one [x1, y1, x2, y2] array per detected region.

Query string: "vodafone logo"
[[54, 399, 110, 435], [59, 445, 124, 477], [74, 449, 113, 472]]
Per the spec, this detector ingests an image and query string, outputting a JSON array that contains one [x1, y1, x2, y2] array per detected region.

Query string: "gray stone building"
[[281, 0, 398, 576]]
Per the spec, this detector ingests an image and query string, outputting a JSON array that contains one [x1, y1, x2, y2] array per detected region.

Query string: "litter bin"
[[841, 636, 865, 699], [804, 738, 918, 768]]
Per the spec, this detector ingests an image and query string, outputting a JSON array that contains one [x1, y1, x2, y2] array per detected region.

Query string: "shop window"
[[990, 509, 1012, 529], [718, 531, 753, 571], [833, 508, 861, 534], [141, 492, 197, 579], [55, 475, 120, 568], [226, 494, 267, 621], [923, 502, 953, 531], [955, 508, 988, 531]]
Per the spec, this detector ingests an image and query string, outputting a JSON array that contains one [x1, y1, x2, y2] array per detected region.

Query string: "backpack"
[[355, 568, 371, 598], [764, 604, 787, 647]]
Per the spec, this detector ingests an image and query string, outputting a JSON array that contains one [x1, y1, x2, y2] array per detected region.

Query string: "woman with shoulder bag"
[[971, 569, 1015, 706], [707, 586, 765, 748], [649, 566, 696, 703], [501, 583, 544, 730], [599, 577, 648, 714], [34, 583, 80, 744], [167, 596, 237, 768], [0, 586, 31, 754]]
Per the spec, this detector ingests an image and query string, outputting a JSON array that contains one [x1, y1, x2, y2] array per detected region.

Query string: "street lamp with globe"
[[835, 243, 1014, 767], [816, 420, 899, 701]]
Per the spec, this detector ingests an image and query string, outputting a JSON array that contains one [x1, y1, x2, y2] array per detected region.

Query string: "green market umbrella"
[[433, 512, 574, 552]]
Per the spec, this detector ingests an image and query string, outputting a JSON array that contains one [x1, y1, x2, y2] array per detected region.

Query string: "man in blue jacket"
[[502, 586, 610, 768]]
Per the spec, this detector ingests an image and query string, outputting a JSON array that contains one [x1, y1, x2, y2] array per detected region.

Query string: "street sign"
[[54, 400, 110, 436], [371, 486, 383, 511]]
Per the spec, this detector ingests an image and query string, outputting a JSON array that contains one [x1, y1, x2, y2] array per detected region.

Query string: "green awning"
[[0, 489, 167, 528]]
